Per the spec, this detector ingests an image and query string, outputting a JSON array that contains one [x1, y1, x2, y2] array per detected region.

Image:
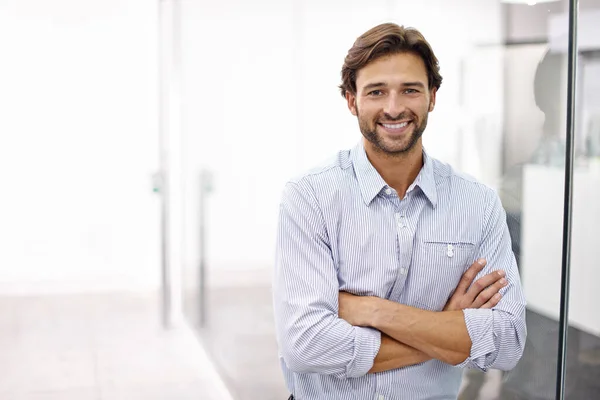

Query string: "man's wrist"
[[366, 296, 387, 328]]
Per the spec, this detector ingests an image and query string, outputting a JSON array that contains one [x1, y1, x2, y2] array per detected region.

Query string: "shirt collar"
[[351, 141, 438, 208], [416, 150, 438, 208]]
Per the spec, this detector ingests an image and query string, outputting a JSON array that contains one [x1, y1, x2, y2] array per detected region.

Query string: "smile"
[[381, 122, 409, 129]]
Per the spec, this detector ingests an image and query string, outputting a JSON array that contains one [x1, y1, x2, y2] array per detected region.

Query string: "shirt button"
[[385, 188, 392, 195], [397, 216, 407, 228], [400, 268, 407, 275]]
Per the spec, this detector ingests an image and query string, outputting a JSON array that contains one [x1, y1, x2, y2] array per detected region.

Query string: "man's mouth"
[[378, 120, 412, 134], [380, 121, 409, 129]]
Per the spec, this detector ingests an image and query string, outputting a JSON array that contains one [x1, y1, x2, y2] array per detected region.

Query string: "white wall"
[[179, 0, 299, 289], [0, 0, 161, 294], [179, 0, 506, 286]]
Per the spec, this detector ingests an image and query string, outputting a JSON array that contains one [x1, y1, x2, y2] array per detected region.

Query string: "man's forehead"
[[361, 80, 427, 89], [356, 54, 428, 87]]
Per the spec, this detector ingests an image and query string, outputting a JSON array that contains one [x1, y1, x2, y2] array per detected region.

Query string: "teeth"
[[382, 122, 408, 129]]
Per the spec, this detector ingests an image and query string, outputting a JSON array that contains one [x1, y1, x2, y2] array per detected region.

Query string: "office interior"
[[1, 0, 599, 399]]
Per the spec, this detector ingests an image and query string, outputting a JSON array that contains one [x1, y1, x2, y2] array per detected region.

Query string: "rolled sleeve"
[[273, 181, 380, 378], [347, 327, 382, 378], [462, 308, 495, 367], [458, 189, 527, 371]]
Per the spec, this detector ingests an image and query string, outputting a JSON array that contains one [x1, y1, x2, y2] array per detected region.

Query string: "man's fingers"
[[480, 293, 503, 309], [466, 269, 505, 299], [471, 276, 508, 308], [455, 259, 487, 296]]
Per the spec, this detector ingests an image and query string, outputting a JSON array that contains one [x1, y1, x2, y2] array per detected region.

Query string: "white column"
[[158, 0, 183, 328]]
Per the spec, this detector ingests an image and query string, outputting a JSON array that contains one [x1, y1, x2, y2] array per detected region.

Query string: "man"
[[273, 23, 526, 400]]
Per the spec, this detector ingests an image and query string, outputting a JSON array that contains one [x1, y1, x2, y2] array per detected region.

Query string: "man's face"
[[346, 52, 436, 156]]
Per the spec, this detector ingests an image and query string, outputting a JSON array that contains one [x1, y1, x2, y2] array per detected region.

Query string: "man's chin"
[[362, 131, 420, 155], [376, 138, 417, 155], [372, 144, 412, 156]]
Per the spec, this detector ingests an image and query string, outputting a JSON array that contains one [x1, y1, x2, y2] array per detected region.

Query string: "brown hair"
[[339, 23, 442, 97]]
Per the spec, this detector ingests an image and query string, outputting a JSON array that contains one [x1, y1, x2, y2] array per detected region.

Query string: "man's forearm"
[[370, 299, 471, 366], [369, 333, 431, 373]]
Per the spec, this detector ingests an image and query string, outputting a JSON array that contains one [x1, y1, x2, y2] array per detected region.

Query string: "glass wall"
[[461, 2, 571, 399], [176, 1, 598, 399]]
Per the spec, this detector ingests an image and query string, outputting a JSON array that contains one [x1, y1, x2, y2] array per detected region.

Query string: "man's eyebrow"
[[362, 82, 387, 91], [362, 81, 427, 91], [402, 81, 426, 89]]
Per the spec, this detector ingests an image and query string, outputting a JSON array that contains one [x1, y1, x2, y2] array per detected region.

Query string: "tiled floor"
[[0, 292, 230, 400]]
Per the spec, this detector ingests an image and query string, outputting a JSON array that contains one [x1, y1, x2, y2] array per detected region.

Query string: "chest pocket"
[[405, 240, 476, 311]]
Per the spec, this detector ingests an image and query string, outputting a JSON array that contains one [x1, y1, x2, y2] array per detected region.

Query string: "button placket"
[[395, 211, 408, 229], [388, 203, 413, 301], [394, 213, 411, 283]]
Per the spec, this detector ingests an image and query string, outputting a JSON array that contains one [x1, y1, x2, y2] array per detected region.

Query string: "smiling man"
[[273, 23, 527, 400]]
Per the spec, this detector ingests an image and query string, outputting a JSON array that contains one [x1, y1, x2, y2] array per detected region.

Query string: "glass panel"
[[177, 1, 574, 399], [458, 2, 571, 399], [565, 0, 600, 398]]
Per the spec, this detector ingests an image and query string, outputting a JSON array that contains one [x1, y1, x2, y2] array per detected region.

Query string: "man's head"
[[340, 23, 442, 157], [533, 49, 564, 136]]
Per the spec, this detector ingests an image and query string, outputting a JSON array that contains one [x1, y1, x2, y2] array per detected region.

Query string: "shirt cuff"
[[345, 326, 381, 378], [455, 309, 495, 370]]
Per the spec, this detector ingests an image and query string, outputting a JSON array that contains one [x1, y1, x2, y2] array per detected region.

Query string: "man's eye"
[[404, 89, 418, 94], [368, 90, 383, 96]]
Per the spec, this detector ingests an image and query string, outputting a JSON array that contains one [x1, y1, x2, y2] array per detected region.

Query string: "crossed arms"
[[338, 260, 506, 372], [273, 182, 527, 378]]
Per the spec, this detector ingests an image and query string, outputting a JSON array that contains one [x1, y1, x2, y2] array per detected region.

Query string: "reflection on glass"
[[462, 39, 569, 400], [529, 50, 567, 167], [470, 13, 572, 400]]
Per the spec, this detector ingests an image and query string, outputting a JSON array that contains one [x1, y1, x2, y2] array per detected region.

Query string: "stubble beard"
[[357, 108, 428, 157]]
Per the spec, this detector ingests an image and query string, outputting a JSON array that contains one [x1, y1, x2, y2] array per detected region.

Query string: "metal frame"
[[556, 0, 579, 399]]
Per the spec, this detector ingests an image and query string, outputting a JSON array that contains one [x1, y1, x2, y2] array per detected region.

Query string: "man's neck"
[[364, 139, 424, 199]]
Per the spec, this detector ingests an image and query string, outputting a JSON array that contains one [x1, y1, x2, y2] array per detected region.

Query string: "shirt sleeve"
[[458, 188, 527, 371], [272, 180, 381, 378]]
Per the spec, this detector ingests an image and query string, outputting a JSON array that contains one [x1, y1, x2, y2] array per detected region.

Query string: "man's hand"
[[338, 292, 376, 327], [443, 258, 507, 312], [339, 258, 507, 326]]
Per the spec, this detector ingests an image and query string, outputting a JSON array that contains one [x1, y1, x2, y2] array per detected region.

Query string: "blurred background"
[[0, 0, 599, 399]]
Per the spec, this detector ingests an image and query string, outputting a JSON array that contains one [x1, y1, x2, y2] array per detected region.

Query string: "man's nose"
[[383, 93, 406, 119]]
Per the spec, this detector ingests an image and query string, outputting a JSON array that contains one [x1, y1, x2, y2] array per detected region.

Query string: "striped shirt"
[[272, 141, 527, 400]]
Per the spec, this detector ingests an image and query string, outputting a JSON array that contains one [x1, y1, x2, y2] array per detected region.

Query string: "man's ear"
[[345, 91, 358, 116], [429, 88, 437, 112]]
